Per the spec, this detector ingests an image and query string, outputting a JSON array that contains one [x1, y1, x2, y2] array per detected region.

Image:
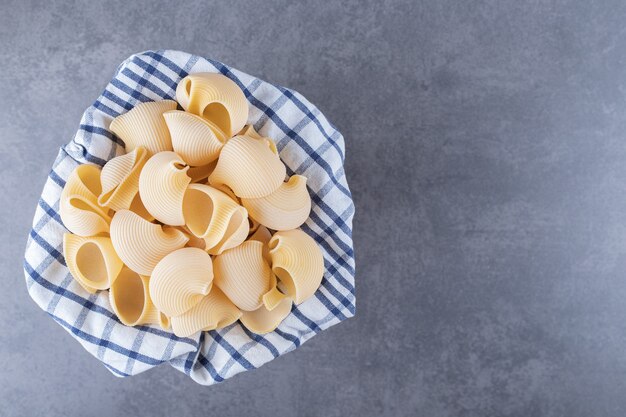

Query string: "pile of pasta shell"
[[60, 73, 324, 337]]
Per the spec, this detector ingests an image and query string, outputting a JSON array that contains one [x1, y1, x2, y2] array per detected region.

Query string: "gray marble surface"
[[2, 0, 626, 416]]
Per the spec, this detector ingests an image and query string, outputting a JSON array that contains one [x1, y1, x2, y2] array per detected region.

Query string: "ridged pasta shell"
[[187, 159, 217, 183], [109, 267, 169, 328], [149, 248, 213, 317], [110, 210, 188, 276], [182, 184, 249, 255], [139, 151, 191, 226], [269, 229, 324, 305], [248, 225, 272, 262], [128, 193, 154, 222], [240, 125, 278, 154], [98, 147, 149, 211], [63, 233, 124, 293], [164, 110, 226, 166], [175, 73, 248, 137], [208, 135, 286, 199], [262, 271, 288, 311], [170, 287, 242, 337], [240, 297, 292, 334], [60, 164, 111, 236], [175, 225, 207, 250], [241, 175, 311, 231], [109, 100, 177, 153], [213, 241, 272, 311]]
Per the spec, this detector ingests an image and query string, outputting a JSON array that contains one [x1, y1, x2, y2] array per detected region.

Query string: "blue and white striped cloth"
[[23, 50, 356, 385]]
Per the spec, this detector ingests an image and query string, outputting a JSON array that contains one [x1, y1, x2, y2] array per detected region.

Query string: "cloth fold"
[[23, 50, 355, 385]]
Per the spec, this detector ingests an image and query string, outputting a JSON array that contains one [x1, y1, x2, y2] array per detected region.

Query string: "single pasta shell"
[[63, 233, 124, 293], [262, 272, 288, 311], [109, 100, 177, 153], [213, 241, 272, 311], [240, 296, 292, 334], [182, 184, 249, 254], [248, 225, 272, 262], [139, 151, 191, 226], [60, 164, 111, 236], [164, 110, 226, 166], [241, 175, 311, 231], [110, 210, 188, 276], [175, 73, 248, 137], [187, 159, 218, 183], [170, 286, 242, 337], [149, 247, 213, 317], [208, 135, 286, 199], [98, 147, 149, 211], [269, 229, 324, 305], [109, 267, 169, 329]]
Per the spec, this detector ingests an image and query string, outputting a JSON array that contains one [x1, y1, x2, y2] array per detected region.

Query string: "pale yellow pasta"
[[128, 193, 154, 222], [149, 247, 213, 317], [175, 225, 207, 250], [187, 159, 217, 183], [175, 73, 248, 137], [212, 183, 240, 203], [170, 287, 242, 337], [182, 184, 249, 255], [139, 151, 191, 226], [208, 135, 286, 198], [262, 271, 288, 311], [98, 147, 149, 211], [241, 175, 311, 231], [109, 100, 177, 153], [240, 296, 292, 334], [110, 210, 188, 276], [63, 233, 124, 293], [213, 241, 271, 311], [248, 225, 272, 262], [240, 125, 278, 154], [60, 164, 111, 236], [164, 110, 226, 166], [269, 229, 324, 304], [109, 267, 169, 328]]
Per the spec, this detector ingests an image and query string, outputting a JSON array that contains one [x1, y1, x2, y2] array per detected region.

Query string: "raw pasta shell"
[[213, 241, 272, 311], [164, 110, 226, 166], [262, 271, 288, 311], [109, 100, 177, 153], [182, 184, 249, 255], [110, 210, 189, 276], [170, 286, 242, 337], [149, 247, 213, 317], [175, 225, 207, 250], [139, 151, 191, 226], [109, 267, 169, 328], [241, 175, 311, 231], [208, 135, 286, 199], [128, 193, 154, 222], [98, 147, 149, 211], [175, 73, 248, 137], [63, 233, 124, 293], [60, 164, 111, 236], [269, 229, 324, 305], [240, 297, 292, 334], [248, 225, 272, 262]]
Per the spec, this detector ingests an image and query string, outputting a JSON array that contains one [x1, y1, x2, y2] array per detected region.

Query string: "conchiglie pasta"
[[149, 248, 213, 317], [208, 135, 286, 199], [109, 100, 177, 153], [262, 271, 288, 311], [139, 151, 191, 226], [240, 125, 278, 154], [109, 267, 169, 328], [240, 296, 292, 334], [182, 184, 249, 255], [110, 210, 188, 276], [248, 225, 272, 262], [170, 287, 242, 337], [164, 110, 226, 166], [241, 175, 311, 231], [269, 229, 324, 305], [128, 193, 154, 222], [63, 233, 124, 293], [60, 164, 111, 236], [175, 73, 248, 137], [213, 241, 271, 311], [98, 147, 149, 211], [187, 159, 217, 183]]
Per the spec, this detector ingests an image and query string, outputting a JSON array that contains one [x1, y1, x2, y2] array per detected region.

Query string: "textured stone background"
[[3, 0, 626, 416]]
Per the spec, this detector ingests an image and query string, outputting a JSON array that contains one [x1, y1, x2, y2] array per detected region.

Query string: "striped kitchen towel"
[[23, 50, 356, 385]]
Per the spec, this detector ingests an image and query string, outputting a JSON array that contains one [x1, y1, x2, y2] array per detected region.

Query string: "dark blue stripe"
[[93, 99, 119, 118], [79, 124, 123, 147], [29, 229, 64, 264], [241, 328, 280, 358], [290, 307, 321, 333], [49, 170, 66, 188], [38, 198, 63, 226], [132, 55, 178, 94], [211, 331, 255, 370], [109, 78, 155, 104], [121, 67, 170, 99], [144, 51, 190, 79], [274, 329, 301, 348], [197, 352, 224, 382]]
